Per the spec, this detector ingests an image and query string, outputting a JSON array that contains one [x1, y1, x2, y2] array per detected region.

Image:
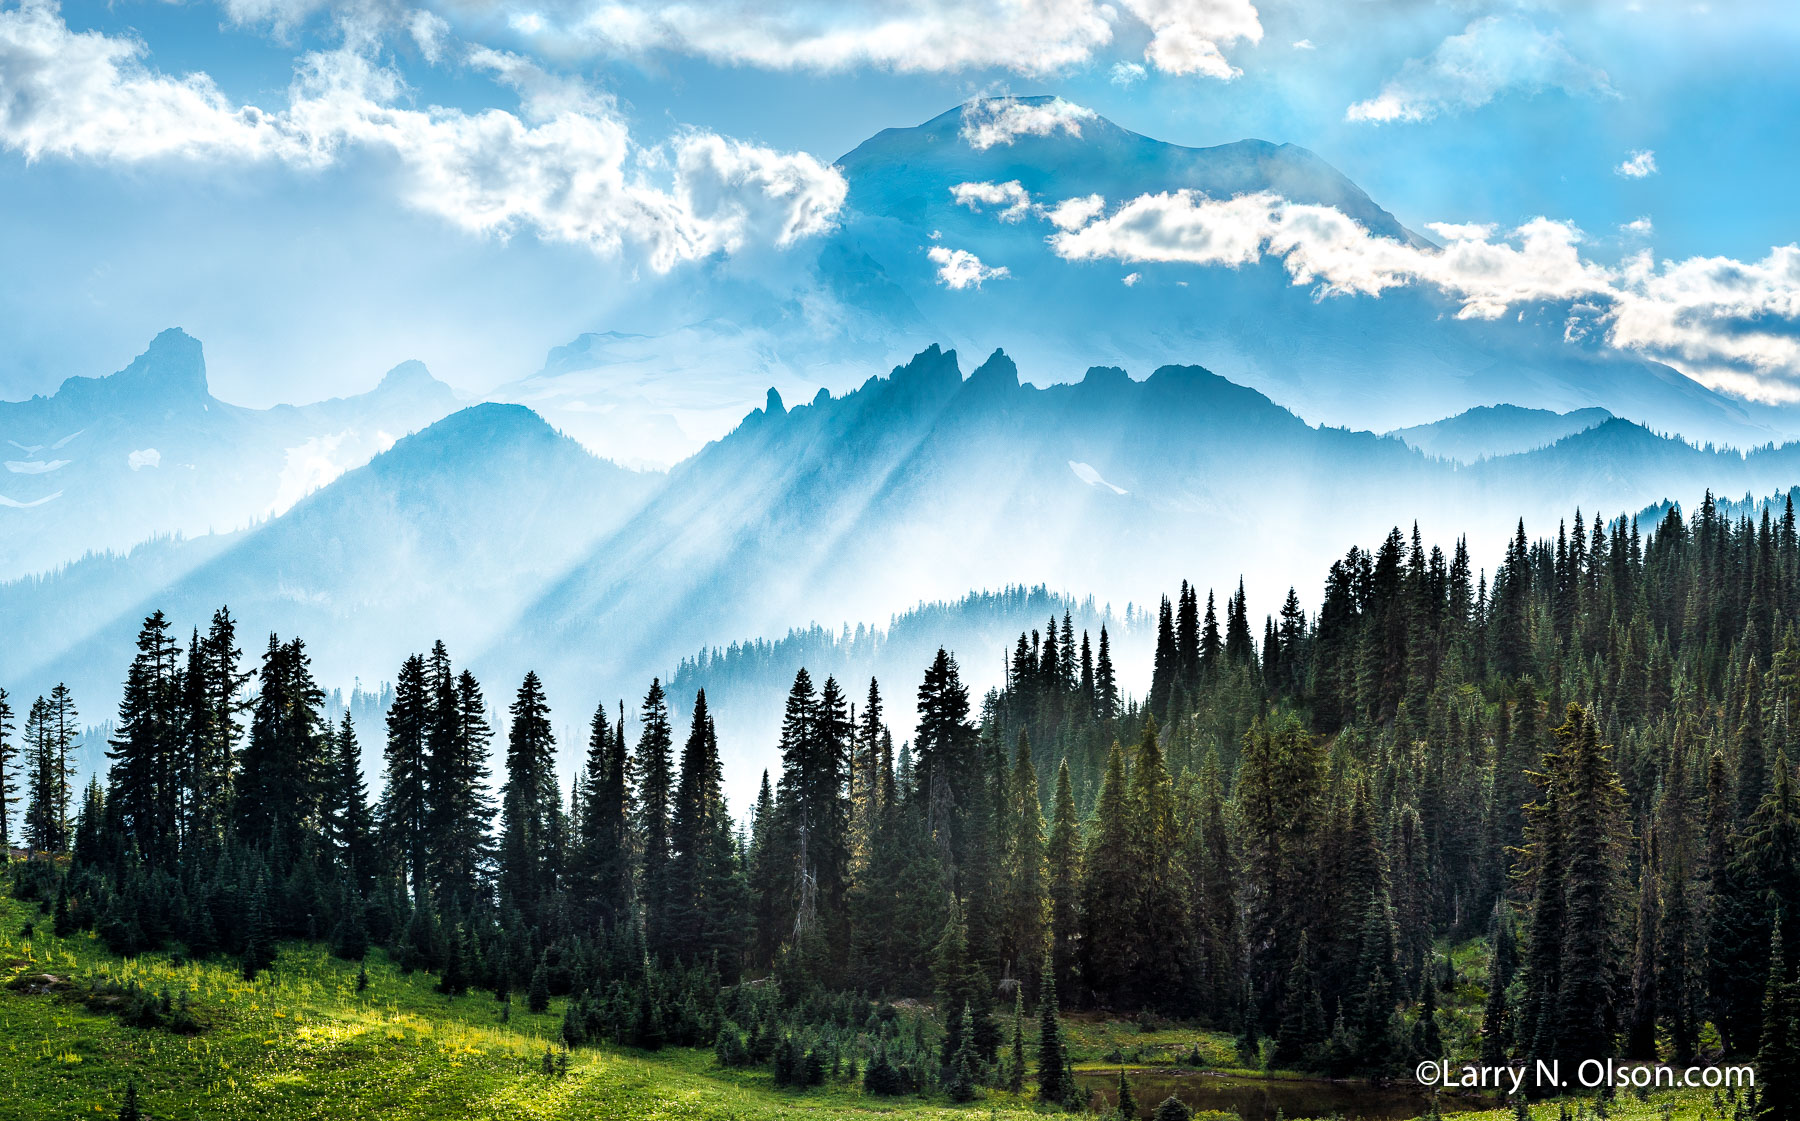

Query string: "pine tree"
[[0, 688, 15, 853], [498, 671, 558, 923], [1096, 627, 1120, 722], [1003, 731, 1048, 998], [383, 654, 432, 896], [1480, 903, 1516, 1065], [636, 678, 675, 952], [1081, 738, 1138, 1003], [1150, 596, 1178, 719], [181, 607, 249, 855], [241, 871, 276, 980], [1624, 833, 1661, 1060], [575, 700, 632, 929], [1756, 925, 1799, 1121], [1036, 967, 1073, 1106], [1549, 705, 1629, 1061], [668, 689, 738, 966], [428, 668, 494, 906], [107, 611, 185, 865], [1225, 578, 1254, 665], [1114, 1067, 1138, 1120], [323, 710, 375, 885], [1047, 759, 1082, 996], [235, 637, 326, 852], [1006, 989, 1026, 1094]]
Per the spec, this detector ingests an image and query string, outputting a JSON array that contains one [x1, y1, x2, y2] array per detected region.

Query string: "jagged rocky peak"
[[376, 359, 439, 393], [965, 348, 1020, 391], [56, 327, 211, 406]]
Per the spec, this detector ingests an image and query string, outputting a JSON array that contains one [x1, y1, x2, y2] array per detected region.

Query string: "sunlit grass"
[[0, 891, 1745, 1121]]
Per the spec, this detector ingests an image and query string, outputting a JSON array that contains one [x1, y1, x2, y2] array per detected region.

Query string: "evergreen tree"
[[106, 611, 185, 865], [323, 710, 376, 885], [1046, 759, 1082, 996], [635, 678, 676, 952], [428, 668, 494, 906], [0, 689, 15, 853], [236, 637, 325, 851], [383, 654, 432, 896], [1036, 968, 1074, 1107], [498, 671, 559, 922]]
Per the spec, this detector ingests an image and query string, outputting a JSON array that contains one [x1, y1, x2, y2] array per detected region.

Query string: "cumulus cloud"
[[950, 180, 1034, 222], [1346, 14, 1615, 124], [1621, 216, 1653, 235], [927, 246, 1009, 289], [1119, 0, 1262, 80], [1292, 39, 1315, 50], [408, 8, 450, 63], [0, 1, 846, 271], [1615, 149, 1658, 178], [510, 0, 1258, 79], [1110, 61, 1147, 86], [1027, 187, 1800, 402], [960, 97, 1097, 150], [1046, 193, 1106, 231]]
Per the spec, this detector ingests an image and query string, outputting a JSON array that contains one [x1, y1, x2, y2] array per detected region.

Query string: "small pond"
[[1074, 1069, 1499, 1121]]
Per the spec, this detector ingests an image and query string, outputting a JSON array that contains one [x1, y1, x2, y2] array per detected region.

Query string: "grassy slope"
[[0, 894, 1745, 1121]]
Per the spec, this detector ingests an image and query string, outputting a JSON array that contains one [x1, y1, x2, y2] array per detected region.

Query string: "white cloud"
[[1346, 14, 1615, 124], [1620, 216, 1653, 236], [926, 246, 1009, 289], [1120, 0, 1262, 80], [127, 448, 161, 470], [950, 180, 1033, 222], [408, 9, 450, 64], [508, 0, 1259, 79], [1031, 188, 1800, 402], [1292, 38, 1315, 50], [0, 0, 315, 162], [1615, 149, 1658, 178], [0, 2, 846, 272], [1047, 193, 1107, 231], [1110, 61, 1147, 86], [1122, 271, 1141, 286], [960, 97, 1097, 150]]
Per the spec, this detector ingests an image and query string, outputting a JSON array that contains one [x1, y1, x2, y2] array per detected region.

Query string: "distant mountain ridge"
[[1390, 404, 1617, 463], [1, 402, 662, 733], [17, 338, 1800, 800], [0, 329, 460, 579], [512, 96, 1779, 468]]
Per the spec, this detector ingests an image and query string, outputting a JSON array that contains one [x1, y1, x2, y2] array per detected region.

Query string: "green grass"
[[0, 894, 1047, 1121], [0, 894, 1749, 1121]]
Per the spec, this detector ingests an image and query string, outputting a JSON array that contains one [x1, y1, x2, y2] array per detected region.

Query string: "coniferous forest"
[[5, 494, 1800, 1117]]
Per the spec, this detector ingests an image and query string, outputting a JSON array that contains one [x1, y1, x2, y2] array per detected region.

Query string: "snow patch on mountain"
[[1070, 460, 1128, 493]]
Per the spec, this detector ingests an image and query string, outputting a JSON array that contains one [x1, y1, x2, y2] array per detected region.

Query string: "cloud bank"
[[0, 0, 846, 271], [506, 0, 1260, 79], [1346, 14, 1615, 124], [946, 182, 1800, 402]]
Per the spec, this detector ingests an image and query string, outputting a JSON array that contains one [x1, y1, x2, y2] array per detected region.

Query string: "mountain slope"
[[1390, 405, 1616, 462], [0, 329, 459, 579], [0, 403, 662, 717], [509, 97, 1775, 466]]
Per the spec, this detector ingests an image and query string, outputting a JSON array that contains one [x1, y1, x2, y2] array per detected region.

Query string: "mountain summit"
[[510, 98, 1770, 466]]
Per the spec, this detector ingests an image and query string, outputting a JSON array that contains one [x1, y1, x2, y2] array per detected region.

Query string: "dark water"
[[1075, 1069, 1498, 1121]]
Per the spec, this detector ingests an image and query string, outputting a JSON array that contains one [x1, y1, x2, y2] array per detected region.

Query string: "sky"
[[1, 0, 1798, 410]]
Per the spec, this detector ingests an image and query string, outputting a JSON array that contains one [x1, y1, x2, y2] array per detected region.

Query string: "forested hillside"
[[4, 491, 1798, 1113]]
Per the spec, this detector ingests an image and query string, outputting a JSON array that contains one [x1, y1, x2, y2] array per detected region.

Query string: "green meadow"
[[0, 893, 1739, 1121]]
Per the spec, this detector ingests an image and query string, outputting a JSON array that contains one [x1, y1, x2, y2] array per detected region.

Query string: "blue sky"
[[2, 0, 1797, 408]]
